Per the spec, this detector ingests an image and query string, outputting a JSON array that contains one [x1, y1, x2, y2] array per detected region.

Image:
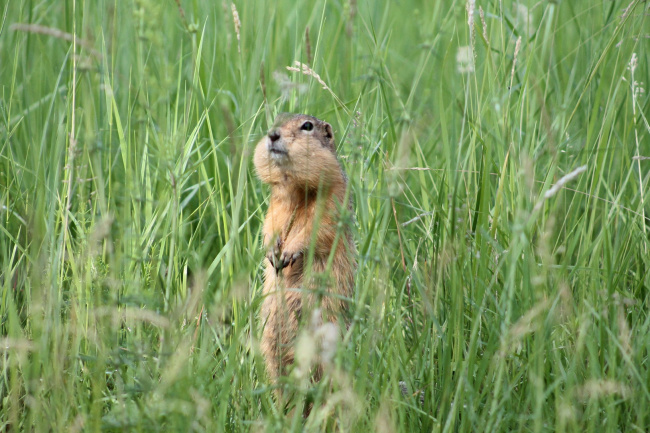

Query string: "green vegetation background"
[[1, 0, 649, 431]]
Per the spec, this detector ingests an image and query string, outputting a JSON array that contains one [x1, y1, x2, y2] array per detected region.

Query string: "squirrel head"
[[254, 114, 342, 190]]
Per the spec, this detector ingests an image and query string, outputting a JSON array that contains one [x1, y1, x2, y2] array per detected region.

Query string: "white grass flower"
[[543, 165, 587, 199], [294, 331, 317, 379], [286, 61, 348, 111], [515, 4, 533, 36], [231, 3, 241, 53], [309, 309, 341, 367], [533, 165, 588, 212], [577, 380, 631, 400], [628, 52, 637, 73], [316, 322, 339, 365], [456, 45, 474, 74], [286, 61, 330, 90], [479, 6, 488, 42], [466, 0, 475, 39], [509, 36, 522, 88], [0, 338, 34, 353], [272, 70, 307, 102], [620, 1, 634, 22]]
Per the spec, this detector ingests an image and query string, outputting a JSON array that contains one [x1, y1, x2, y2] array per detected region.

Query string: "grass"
[[1, 0, 649, 431]]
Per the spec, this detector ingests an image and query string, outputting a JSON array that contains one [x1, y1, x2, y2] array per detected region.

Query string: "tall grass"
[[1, 0, 649, 431]]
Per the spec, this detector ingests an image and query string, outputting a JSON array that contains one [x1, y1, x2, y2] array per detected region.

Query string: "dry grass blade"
[[11, 23, 102, 59]]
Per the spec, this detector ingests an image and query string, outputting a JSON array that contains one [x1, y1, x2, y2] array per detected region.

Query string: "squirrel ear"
[[323, 123, 335, 150]]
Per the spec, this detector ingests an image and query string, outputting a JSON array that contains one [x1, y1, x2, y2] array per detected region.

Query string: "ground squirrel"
[[254, 113, 356, 385]]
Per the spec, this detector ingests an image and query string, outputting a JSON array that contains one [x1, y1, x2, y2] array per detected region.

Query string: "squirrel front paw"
[[265, 236, 304, 273], [280, 250, 303, 270], [266, 236, 284, 271], [266, 248, 303, 273]]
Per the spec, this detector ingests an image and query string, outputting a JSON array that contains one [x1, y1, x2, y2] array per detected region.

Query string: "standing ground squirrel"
[[254, 113, 356, 384]]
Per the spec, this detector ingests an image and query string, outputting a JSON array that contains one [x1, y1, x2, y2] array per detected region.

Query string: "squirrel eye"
[[300, 121, 314, 131]]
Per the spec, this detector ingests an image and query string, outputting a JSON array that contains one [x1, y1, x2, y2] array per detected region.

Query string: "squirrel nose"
[[268, 130, 281, 142]]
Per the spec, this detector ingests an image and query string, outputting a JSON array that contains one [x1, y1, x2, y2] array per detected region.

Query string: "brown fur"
[[254, 114, 356, 384]]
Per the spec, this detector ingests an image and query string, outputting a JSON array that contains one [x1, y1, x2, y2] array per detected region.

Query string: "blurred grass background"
[[1, 0, 649, 431]]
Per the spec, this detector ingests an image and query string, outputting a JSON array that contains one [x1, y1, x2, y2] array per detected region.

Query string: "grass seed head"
[[231, 3, 241, 53]]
